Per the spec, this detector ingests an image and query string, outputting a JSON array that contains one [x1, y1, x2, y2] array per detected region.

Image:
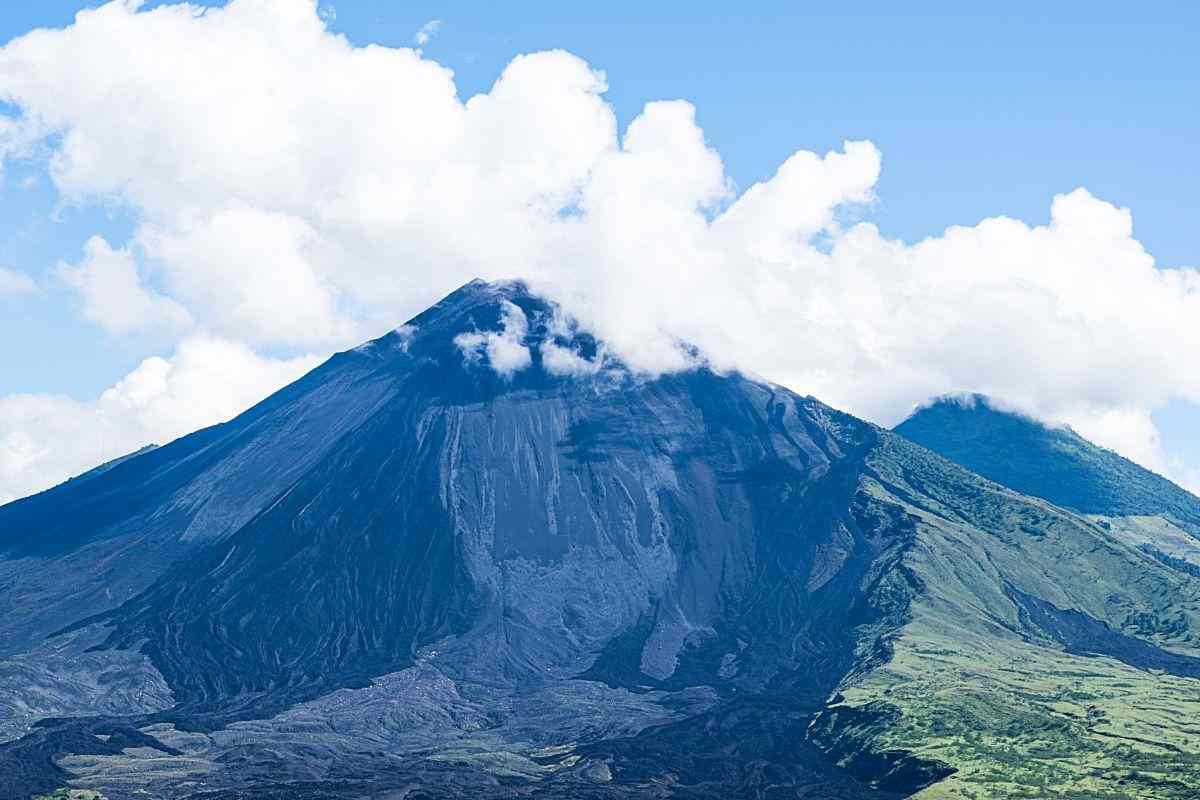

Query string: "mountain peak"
[[896, 393, 1200, 531], [363, 277, 539, 351], [339, 278, 619, 403], [906, 392, 1043, 423]]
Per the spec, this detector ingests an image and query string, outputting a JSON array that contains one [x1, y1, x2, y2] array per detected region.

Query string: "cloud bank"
[[0, 337, 318, 504], [1, 0, 1198, 500]]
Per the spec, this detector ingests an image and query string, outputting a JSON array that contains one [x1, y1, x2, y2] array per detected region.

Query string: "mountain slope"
[[0, 281, 938, 799], [895, 394, 1200, 533], [822, 432, 1200, 799], [881, 394, 1200, 797], [2, 283, 1200, 800]]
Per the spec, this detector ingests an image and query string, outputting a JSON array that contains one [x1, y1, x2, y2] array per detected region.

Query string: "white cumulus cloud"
[[0, 0, 1197, 499], [58, 236, 192, 336], [0, 336, 319, 505]]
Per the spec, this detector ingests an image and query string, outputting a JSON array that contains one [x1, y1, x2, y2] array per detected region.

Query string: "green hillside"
[[894, 395, 1200, 535], [822, 431, 1200, 799]]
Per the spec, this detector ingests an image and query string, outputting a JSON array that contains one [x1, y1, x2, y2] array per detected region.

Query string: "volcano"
[[3, 281, 1200, 800]]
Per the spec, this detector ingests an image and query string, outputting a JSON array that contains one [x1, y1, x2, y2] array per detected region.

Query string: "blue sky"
[[0, 0, 1198, 499]]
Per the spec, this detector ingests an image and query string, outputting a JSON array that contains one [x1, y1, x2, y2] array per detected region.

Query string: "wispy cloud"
[[0, 267, 36, 295], [454, 301, 531, 377], [414, 19, 442, 46]]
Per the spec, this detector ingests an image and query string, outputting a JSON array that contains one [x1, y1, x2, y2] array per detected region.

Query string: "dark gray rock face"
[[1, 281, 938, 799]]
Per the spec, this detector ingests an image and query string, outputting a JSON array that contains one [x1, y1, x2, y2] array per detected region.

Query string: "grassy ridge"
[[843, 623, 1200, 799], [818, 433, 1200, 799]]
